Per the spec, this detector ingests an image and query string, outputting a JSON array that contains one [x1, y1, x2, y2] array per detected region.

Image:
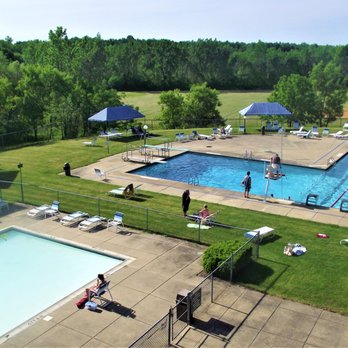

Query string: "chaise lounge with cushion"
[[27, 202, 58, 218], [108, 184, 142, 199], [78, 216, 106, 232], [244, 226, 274, 241], [60, 211, 89, 226]]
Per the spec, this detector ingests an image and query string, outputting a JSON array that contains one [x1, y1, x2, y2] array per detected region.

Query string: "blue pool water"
[[0, 228, 124, 338], [131, 152, 348, 207]]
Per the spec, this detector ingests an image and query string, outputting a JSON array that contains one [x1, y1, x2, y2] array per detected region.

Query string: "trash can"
[[261, 126, 266, 135], [176, 289, 192, 322], [63, 162, 71, 176]]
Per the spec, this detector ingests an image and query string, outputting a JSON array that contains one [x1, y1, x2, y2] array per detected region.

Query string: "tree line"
[[0, 27, 347, 138]]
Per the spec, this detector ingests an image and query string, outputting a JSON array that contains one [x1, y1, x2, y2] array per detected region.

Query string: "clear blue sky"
[[1, 0, 347, 45]]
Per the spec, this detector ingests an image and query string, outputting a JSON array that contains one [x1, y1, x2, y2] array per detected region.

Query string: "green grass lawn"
[[0, 124, 347, 315], [122, 90, 346, 131], [122, 90, 271, 120]]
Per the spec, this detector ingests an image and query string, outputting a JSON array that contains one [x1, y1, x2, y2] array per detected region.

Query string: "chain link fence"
[[128, 236, 259, 347], [0, 180, 248, 245]]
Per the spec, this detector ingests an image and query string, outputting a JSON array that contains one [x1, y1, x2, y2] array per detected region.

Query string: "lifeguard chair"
[[264, 164, 285, 201]]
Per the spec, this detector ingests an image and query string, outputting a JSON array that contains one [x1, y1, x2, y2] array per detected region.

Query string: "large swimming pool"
[[130, 152, 348, 208], [0, 227, 125, 339]]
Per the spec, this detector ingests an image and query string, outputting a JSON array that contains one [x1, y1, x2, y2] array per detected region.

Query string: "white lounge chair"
[[83, 137, 97, 146], [175, 133, 189, 142], [290, 126, 304, 135], [221, 125, 232, 138], [60, 211, 89, 226], [297, 130, 313, 138], [107, 212, 124, 231], [99, 130, 123, 139], [329, 131, 348, 139], [27, 203, 51, 218], [78, 216, 106, 232], [197, 132, 214, 140], [343, 122, 348, 130], [312, 126, 319, 137], [293, 120, 300, 129], [44, 201, 60, 219], [211, 128, 219, 138], [108, 184, 142, 199], [322, 128, 330, 136], [238, 125, 245, 133], [95, 168, 107, 180], [244, 226, 274, 241]]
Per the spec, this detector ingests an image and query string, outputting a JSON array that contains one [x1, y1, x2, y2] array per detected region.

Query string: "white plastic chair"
[[94, 168, 107, 179], [107, 212, 124, 231]]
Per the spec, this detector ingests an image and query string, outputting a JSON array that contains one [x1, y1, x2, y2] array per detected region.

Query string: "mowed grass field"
[[1, 134, 348, 315], [122, 90, 271, 119]]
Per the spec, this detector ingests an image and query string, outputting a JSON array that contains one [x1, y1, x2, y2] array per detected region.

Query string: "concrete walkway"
[[1, 208, 348, 347]]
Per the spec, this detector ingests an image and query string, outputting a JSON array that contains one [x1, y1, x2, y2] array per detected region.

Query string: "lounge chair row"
[[27, 203, 124, 232], [290, 126, 348, 138]]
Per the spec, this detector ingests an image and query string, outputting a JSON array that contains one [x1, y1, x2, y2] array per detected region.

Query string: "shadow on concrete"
[[191, 317, 234, 338], [105, 301, 136, 318]]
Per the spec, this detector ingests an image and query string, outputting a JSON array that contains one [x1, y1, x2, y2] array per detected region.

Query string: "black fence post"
[[168, 307, 173, 346], [230, 254, 234, 282], [145, 208, 149, 230], [187, 292, 192, 325], [198, 219, 201, 243], [256, 232, 260, 259]]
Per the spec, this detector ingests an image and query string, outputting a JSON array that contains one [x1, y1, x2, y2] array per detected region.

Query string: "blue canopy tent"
[[239, 102, 292, 134], [239, 102, 292, 116], [88, 105, 145, 122]]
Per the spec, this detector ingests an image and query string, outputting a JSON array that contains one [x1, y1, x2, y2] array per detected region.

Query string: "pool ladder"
[[244, 150, 253, 159], [188, 175, 200, 186]]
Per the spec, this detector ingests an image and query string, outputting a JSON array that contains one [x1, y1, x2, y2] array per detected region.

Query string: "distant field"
[[122, 91, 271, 120]]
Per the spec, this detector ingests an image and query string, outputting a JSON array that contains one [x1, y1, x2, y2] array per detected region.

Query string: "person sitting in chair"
[[198, 204, 216, 224], [86, 274, 106, 298], [270, 153, 281, 174]]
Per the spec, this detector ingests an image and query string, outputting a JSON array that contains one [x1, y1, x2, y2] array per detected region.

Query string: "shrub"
[[202, 240, 252, 278]]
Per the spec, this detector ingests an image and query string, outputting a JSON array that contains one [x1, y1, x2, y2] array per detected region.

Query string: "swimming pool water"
[[0, 228, 124, 338], [131, 152, 348, 207]]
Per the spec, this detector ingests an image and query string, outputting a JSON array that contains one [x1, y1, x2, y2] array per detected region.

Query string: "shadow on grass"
[[236, 257, 289, 292], [0, 170, 20, 187], [260, 234, 282, 245]]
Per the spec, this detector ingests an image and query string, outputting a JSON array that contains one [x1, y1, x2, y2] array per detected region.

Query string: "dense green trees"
[[269, 61, 347, 126], [0, 27, 347, 139], [159, 83, 224, 128]]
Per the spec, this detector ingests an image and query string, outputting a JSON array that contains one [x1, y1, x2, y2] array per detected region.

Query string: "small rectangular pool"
[[130, 151, 348, 208], [0, 227, 127, 339]]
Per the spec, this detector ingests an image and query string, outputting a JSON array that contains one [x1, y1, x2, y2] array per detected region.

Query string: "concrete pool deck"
[[1, 207, 348, 347], [1, 133, 348, 347], [72, 133, 348, 227]]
